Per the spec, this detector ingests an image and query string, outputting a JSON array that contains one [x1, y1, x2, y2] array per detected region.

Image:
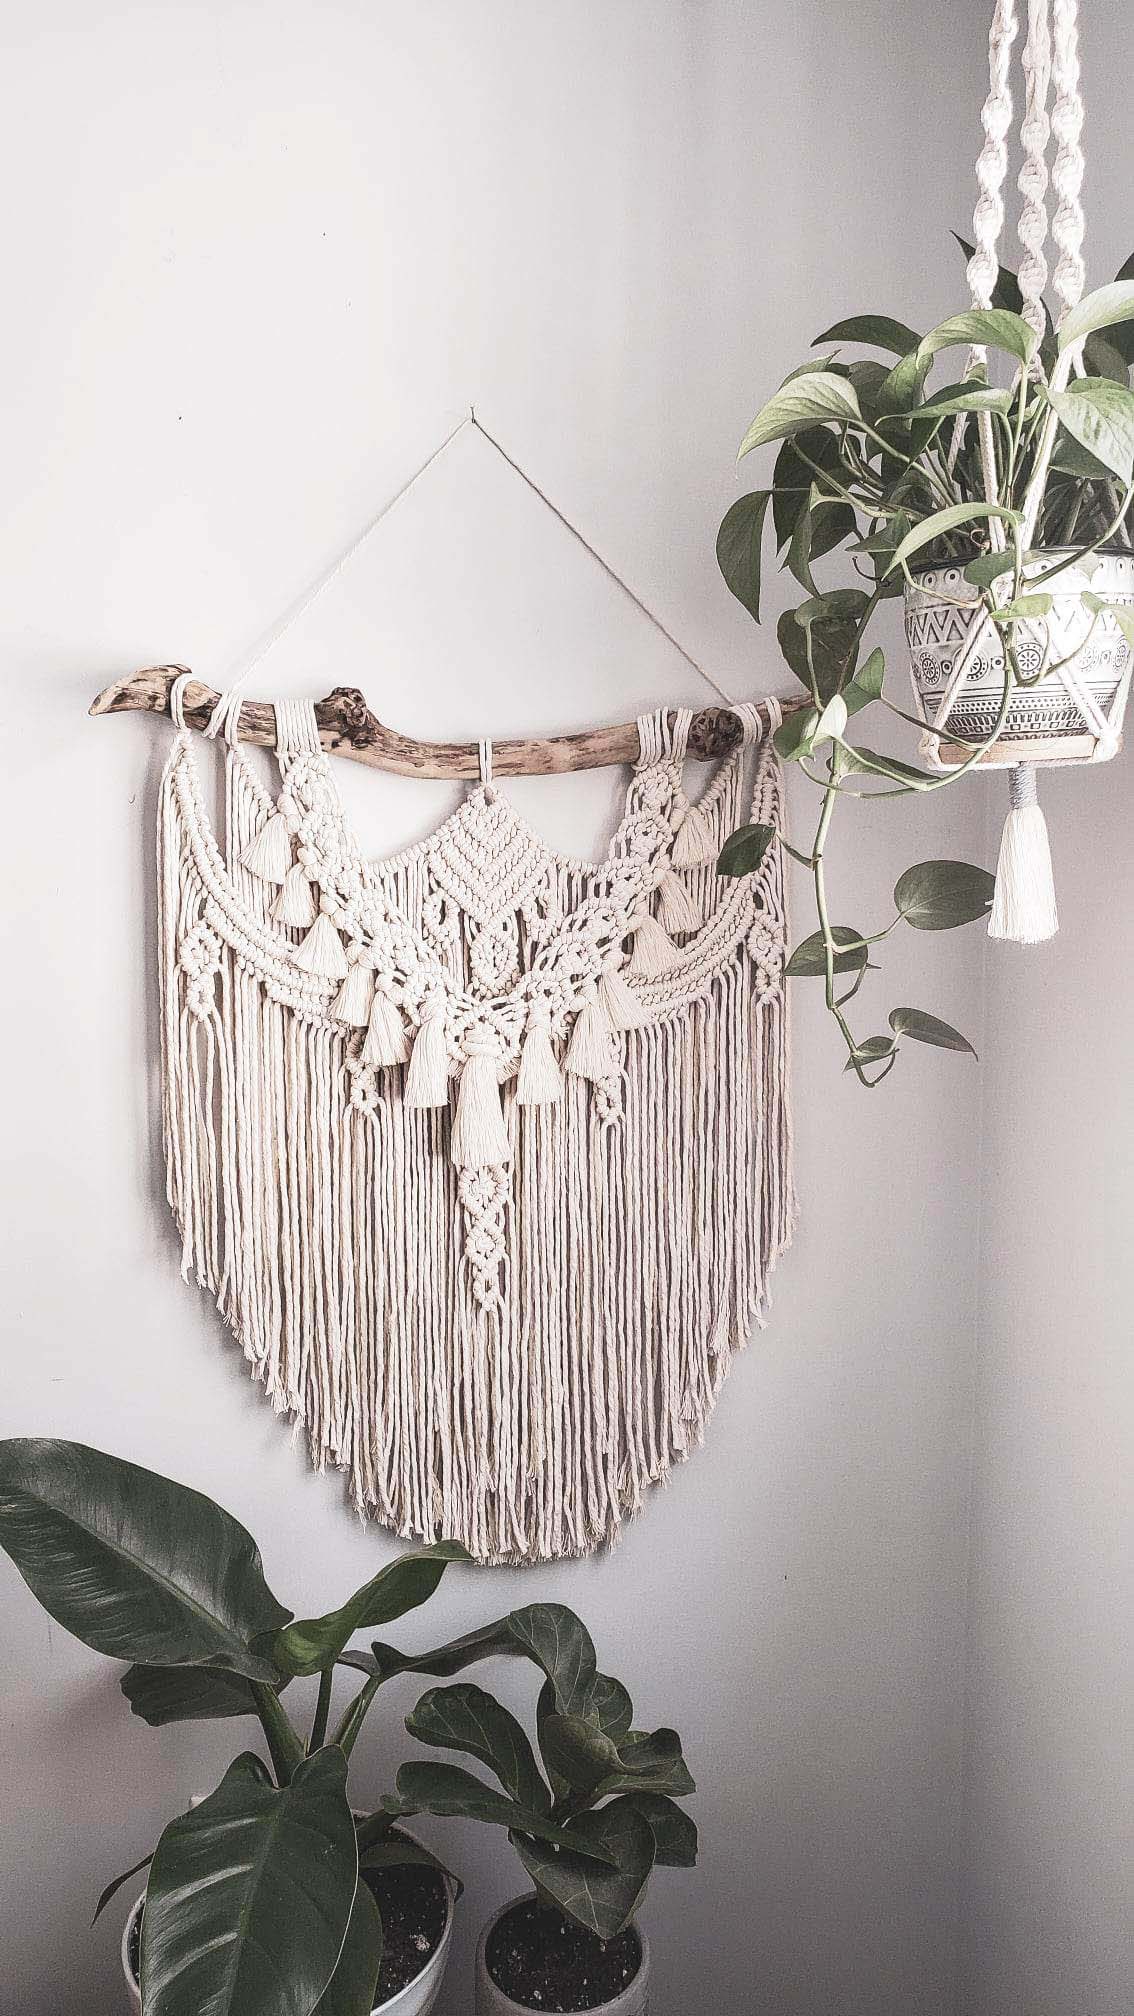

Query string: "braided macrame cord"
[[916, 0, 1130, 944]]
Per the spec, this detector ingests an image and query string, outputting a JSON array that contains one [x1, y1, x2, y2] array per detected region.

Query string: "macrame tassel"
[[273, 865, 317, 929], [294, 911, 350, 979], [598, 967, 647, 1031], [565, 987, 615, 1082], [671, 800, 716, 868], [516, 1009, 562, 1105], [241, 812, 292, 884], [331, 962, 373, 1028], [656, 867, 701, 935], [362, 988, 409, 1068], [451, 1043, 511, 1168], [628, 911, 681, 978], [405, 1008, 450, 1108], [988, 765, 1059, 943]]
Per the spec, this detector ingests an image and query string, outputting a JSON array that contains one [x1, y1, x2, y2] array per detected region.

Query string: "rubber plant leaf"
[[120, 1665, 269, 1726], [273, 1541, 471, 1677], [390, 1760, 613, 1857], [141, 1750, 358, 2016], [312, 1875, 384, 2016], [511, 1800, 656, 1941], [0, 1439, 289, 1679], [406, 1683, 551, 1814]]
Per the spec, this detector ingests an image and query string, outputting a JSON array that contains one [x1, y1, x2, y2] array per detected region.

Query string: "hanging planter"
[[715, 0, 1134, 1078], [906, 548, 1134, 766]]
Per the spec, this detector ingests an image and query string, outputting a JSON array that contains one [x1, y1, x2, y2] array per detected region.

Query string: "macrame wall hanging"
[[97, 418, 796, 1563]]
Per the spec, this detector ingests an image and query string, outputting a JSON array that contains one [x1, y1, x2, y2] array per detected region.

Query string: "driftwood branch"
[[90, 668, 802, 777]]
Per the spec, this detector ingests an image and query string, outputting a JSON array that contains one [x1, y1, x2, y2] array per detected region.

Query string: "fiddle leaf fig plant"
[[0, 1441, 617, 2016], [350, 1602, 696, 1941], [718, 235, 1134, 1083]]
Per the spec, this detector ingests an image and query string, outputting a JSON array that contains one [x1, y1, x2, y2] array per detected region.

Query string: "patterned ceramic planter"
[[122, 1872, 456, 2016], [904, 548, 1134, 767], [474, 1897, 650, 2016]]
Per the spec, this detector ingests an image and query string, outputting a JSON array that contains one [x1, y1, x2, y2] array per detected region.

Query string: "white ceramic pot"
[[474, 1896, 650, 2016], [121, 1874, 455, 2016], [904, 548, 1134, 766]]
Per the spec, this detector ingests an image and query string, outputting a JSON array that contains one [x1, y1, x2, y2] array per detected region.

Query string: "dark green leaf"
[[716, 491, 771, 622], [888, 1007, 977, 1056], [0, 1440, 289, 1679], [406, 1683, 550, 1813], [778, 590, 868, 703], [1050, 432, 1115, 480], [813, 315, 921, 355], [358, 1826, 461, 1896], [717, 823, 775, 877], [891, 386, 1013, 423], [771, 431, 845, 548], [1083, 333, 1130, 384], [738, 373, 861, 457], [993, 593, 1053, 621], [888, 503, 1020, 575], [121, 1665, 265, 1727], [843, 746, 932, 786], [952, 235, 1025, 315], [511, 1802, 656, 1941], [875, 349, 930, 416], [773, 707, 820, 760], [312, 1877, 383, 2016], [844, 646, 884, 715], [894, 860, 995, 930], [391, 1761, 606, 1855], [844, 1036, 897, 1072], [93, 1851, 154, 1926], [506, 1605, 598, 1716], [617, 1792, 698, 1868], [142, 1750, 358, 2016], [785, 927, 868, 978], [1048, 379, 1134, 485], [964, 552, 1016, 588], [917, 310, 1038, 369], [274, 1543, 469, 1678]]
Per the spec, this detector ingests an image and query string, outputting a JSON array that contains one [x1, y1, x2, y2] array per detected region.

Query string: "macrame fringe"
[[405, 1010, 450, 1107], [451, 1047, 512, 1168], [294, 912, 349, 979], [671, 799, 717, 868], [628, 912, 681, 976], [332, 963, 373, 1028], [516, 1015, 563, 1105], [242, 812, 292, 883], [599, 967, 647, 1031], [273, 864, 317, 929], [565, 989, 616, 1082], [362, 989, 410, 1068], [988, 765, 1059, 943]]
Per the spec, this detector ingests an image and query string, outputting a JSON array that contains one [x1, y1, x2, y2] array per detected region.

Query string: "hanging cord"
[[204, 410, 741, 736], [1017, 0, 1052, 343]]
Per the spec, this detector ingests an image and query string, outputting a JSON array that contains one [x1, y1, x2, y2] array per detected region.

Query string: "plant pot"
[[475, 1895, 650, 2016], [904, 548, 1134, 768], [121, 1867, 456, 2016]]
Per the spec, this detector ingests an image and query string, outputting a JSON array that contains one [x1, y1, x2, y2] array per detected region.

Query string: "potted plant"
[[354, 1603, 696, 2014], [716, 237, 1134, 1077]]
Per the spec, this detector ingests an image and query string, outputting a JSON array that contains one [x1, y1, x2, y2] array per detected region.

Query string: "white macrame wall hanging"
[[156, 678, 794, 1562]]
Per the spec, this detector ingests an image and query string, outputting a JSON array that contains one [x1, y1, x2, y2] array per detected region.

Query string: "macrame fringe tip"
[[671, 800, 717, 868], [516, 1016, 563, 1105], [628, 912, 681, 977], [294, 911, 350, 978], [565, 991, 616, 1082], [273, 864, 317, 929], [405, 1011, 450, 1108], [657, 867, 701, 934], [362, 989, 410, 1068], [451, 1047, 511, 1167], [241, 812, 292, 883], [331, 962, 373, 1027]]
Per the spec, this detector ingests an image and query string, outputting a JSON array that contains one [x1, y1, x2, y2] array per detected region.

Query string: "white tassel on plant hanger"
[[451, 1039, 511, 1167], [988, 764, 1059, 943]]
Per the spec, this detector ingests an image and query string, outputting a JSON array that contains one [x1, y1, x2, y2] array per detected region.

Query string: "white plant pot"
[[474, 1896, 650, 2016], [121, 1873, 456, 2016], [904, 548, 1134, 767]]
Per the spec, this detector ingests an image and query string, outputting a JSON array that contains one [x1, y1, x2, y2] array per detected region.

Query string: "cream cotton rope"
[[156, 695, 793, 1561]]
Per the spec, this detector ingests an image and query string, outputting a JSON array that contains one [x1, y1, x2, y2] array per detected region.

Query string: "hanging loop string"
[[1017, 0, 1053, 343], [477, 738, 494, 787], [169, 672, 193, 732]]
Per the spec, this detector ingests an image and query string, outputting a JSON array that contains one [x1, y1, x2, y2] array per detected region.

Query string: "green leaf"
[[716, 491, 771, 622], [1083, 332, 1130, 384], [142, 1750, 358, 2016], [0, 1440, 289, 1679], [617, 1792, 698, 1868], [717, 822, 775, 877], [786, 488, 855, 592], [964, 551, 1016, 587], [1058, 281, 1134, 351], [771, 430, 846, 547], [917, 309, 1038, 369], [1048, 378, 1134, 486], [1082, 598, 1134, 649], [812, 314, 921, 355], [894, 860, 995, 930], [358, 1826, 460, 1893], [391, 1761, 607, 1856], [785, 927, 868, 978], [121, 1664, 265, 1726], [844, 646, 885, 715], [813, 694, 848, 743], [312, 1877, 384, 2016], [887, 503, 1020, 575], [511, 1801, 656, 1941], [892, 386, 1014, 422], [993, 593, 1053, 621], [875, 348, 930, 416], [844, 1036, 897, 1072], [773, 707, 819, 759], [888, 1007, 977, 1056], [274, 1542, 469, 1678], [952, 234, 1025, 316], [778, 590, 869, 703], [93, 1851, 154, 1926], [406, 1683, 550, 1814], [738, 372, 861, 457]]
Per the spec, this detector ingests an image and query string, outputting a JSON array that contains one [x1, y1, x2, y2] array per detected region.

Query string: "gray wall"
[[1, 5, 1127, 2015]]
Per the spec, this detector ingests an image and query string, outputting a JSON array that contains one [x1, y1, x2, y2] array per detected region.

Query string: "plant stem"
[[333, 1674, 384, 1759], [250, 1682, 305, 1786], [309, 1667, 334, 1755]]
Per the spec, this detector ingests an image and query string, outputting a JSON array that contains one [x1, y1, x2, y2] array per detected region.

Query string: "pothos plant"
[[0, 1440, 632, 2016], [716, 236, 1134, 1084]]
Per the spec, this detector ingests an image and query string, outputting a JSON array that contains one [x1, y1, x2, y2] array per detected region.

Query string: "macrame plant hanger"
[[919, 0, 1128, 943]]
